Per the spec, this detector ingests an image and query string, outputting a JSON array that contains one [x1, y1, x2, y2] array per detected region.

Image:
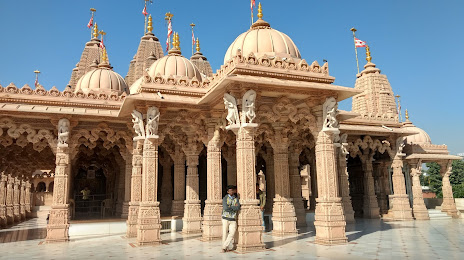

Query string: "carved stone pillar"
[[171, 146, 185, 216], [440, 160, 459, 218], [360, 153, 380, 218], [182, 141, 202, 234], [289, 145, 307, 227], [20, 179, 26, 220], [314, 131, 347, 245], [13, 177, 20, 222], [0, 174, 6, 227], [224, 145, 237, 186], [137, 136, 162, 245], [46, 146, 71, 242], [25, 181, 32, 218], [234, 125, 265, 252], [202, 127, 223, 241], [121, 152, 132, 219], [409, 162, 429, 220], [337, 150, 355, 223], [386, 158, 413, 220], [159, 155, 173, 216], [6, 175, 14, 225], [127, 139, 143, 238], [377, 162, 390, 215]]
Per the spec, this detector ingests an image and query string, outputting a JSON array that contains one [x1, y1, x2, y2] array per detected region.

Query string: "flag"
[[192, 29, 195, 45], [251, 0, 256, 11], [166, 20, 173, 51], [142, 5, 148, 16], [100, 36, 105, 49], [87, 16, 93, 29], [34, 78, 38, 87], [355, 38, 366, 47]]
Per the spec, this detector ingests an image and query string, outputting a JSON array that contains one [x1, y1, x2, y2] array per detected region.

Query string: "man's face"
[[227, 188, 235, 196]]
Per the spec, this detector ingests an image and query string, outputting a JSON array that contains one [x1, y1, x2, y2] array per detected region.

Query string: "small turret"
[[190, 38, 213, 77]]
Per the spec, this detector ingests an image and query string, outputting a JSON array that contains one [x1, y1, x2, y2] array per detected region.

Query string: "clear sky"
[[0, 0, 463, 155]]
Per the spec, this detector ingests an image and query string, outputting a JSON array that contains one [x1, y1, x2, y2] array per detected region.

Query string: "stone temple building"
[[0, 5, 461, 251]]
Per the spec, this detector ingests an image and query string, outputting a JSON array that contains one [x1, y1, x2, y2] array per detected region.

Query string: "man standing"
[[256, 183, 266, 230], [222, 185, 240, 252]]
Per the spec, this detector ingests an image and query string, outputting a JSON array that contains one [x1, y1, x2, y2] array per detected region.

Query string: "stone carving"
[[340, 133, 349, 155], [242, 90, 256, 124], [224, 93, 240, 126], [146, 107, 160, 138], [322, 97, 339, 132], [57, 118, 70, 147], [131, 110, 145, 139], [395, 137, 405, 157]]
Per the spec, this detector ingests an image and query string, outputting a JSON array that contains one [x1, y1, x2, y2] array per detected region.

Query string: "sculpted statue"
[[323, 97, 339, 131], [131, 110, 145, 138], [57, 118, 70, 147], [242, 90, 257, 124], [224, 93, 240, 126], [146, 107, 160, 137], [340, 133, 349, 155], [396, 137, 405, 156]]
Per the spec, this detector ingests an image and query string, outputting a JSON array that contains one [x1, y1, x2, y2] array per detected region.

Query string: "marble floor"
[[1, 216, 463, 260]]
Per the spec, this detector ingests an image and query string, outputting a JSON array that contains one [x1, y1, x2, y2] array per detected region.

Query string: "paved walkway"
[[1, 216, 463, 259]]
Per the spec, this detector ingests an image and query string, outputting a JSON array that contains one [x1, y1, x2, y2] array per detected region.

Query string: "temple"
[[0, 4, 461, 250]]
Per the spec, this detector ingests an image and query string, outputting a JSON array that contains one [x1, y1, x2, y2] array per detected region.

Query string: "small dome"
[[224, 19, 301, 64], [147, 51, 202, 82], [404, 121, 432, 145], [75, 65, 128, 95]]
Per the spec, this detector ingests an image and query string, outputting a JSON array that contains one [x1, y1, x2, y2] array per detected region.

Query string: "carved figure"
[[323, 97, 339, 131], [396, 137, 405, 155], [146, 107, 160, 137], [340, 133, 349, 155], [242, 90, 257, 124], [224, 93, 240, 126], [131, 110, 145, 138], [57, 118, 70, 146]]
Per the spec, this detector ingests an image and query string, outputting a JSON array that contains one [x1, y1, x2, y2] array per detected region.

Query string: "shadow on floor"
[[0, 227, 46, 243]]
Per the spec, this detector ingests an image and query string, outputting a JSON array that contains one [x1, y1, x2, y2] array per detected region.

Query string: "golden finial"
[[196, 38, 200, 52], [366, 45, 372, 63], [147, 15, 153, 33], [405, 109, 409, 120], [174, 32, 181, 50], [164, 12, 173, 21], [93, 22, 99, 39], [257, 3, 263, 19], [101, 47, 108, 63]]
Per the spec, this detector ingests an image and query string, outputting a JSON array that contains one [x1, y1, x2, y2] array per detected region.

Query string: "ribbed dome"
[[403, 119, 432, 145], [75, 66, 128, 95], [147, 52, 202, 82], [224, 19, 301, 64]]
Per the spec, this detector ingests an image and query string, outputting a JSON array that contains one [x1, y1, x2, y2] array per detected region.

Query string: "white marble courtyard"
[[1, 213, 463, 260]]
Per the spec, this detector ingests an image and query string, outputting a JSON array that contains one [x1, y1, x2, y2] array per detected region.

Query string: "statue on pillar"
[[242, 90, 256, 124], [146, 107, 160, 138], [322, 97, 339, 133], [131, 110, 145, 140], [57, 118, 70, 147], [224, 93, 240, 127]]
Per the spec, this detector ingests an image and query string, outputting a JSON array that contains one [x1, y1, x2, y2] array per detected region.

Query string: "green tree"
[[423, 160, 464, 198], [424, 162, 443, 198], [450, 160, 464, 198]]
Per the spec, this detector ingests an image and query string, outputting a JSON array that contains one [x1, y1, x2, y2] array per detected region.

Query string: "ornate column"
[[440, 160, 459, 218], [202, 125, 224, 241], [171, 146, 185, 216], [20, 178, 26, 220], [159, 154, 173, 216], [387, 156, 413, 220], [289, 144, 307, 227], [25, 180, 32, 218], [182, 139, 202, 234], [13, 177, 20, 222], [337, 135, 355, 223], [121, 151, 132, 219], [6, 175, 14, 225], [126, 139, 143, 238], [136, 107, 162, 245], [0, 174, 6, 227], [360, 152, 380, 218], [377, 162, 390, 215], [313, 97, 347, 245], [409, 161, 429, 220]]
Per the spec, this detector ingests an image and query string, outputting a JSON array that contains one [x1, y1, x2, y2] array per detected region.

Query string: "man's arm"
[[223, 196, 232, 212], [231, 198, 241, 211]]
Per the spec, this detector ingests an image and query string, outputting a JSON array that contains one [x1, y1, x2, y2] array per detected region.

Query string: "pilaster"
[[289, 145, 307, 227], [19, 179, 26, 220], [6, 175, 14, 225], [337, 149, 355, 223], [360, 153, 380, 219], [25, 180, 32, 218], [440, 160, 459, 218], [182, 140, 202, 234], [377, 162, 390, 215], [171, 146, 185, 216], [0, 174, 7, 227], [13, 177, 20, 222], [386, 158, 413, 221], [410, 161, 429, 220], [127, 139, 143, 237]]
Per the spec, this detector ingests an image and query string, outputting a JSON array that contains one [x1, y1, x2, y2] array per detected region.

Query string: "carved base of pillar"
[[171, 200, 184, 217], [46, 205, 70, 243], [20, 205, 26, 220], [272, 198, 298, 236], [13, 205, 20, 222], [0, 206, 6, 227], [363, 196, 380, 219], [126, 203, 139, 238], [25, 203, 32, 218], [293, 198, 307, 227], [201, 200, 223, 241], [441, 198, 459, 218], [385, 195, 413, 221], [182, 201, 202, 234], [121, 202, 129, 219], [341, 198, 355, 223], [314, 198, 347, 245], [413, 206, 430, 220], [236, 201, 265, 253], [136, 202, 162, 246]]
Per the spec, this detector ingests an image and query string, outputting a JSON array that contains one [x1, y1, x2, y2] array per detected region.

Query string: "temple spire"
[[190, 37, 213, 77]]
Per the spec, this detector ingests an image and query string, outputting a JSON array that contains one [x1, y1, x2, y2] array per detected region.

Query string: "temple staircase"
[[427, 208, 452, 220]]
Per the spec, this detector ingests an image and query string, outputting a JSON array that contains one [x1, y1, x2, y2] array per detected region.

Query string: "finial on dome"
[[405, 109, 409, 120], [251, 2, 270, 29], [147, 15, 153, 33], [174, 32, 180, 50], [258, 3, 263, 19], [168, 32, 182, 55], [93, 22, 99, 39], [196, 38, 200, 52], [366, 45, 372, 63]]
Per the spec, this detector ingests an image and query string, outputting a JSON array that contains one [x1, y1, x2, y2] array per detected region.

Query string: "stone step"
[[427, 209, 452, 220]]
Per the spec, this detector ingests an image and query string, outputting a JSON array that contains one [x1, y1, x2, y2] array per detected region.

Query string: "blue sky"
[[0, 0, 463, 155]]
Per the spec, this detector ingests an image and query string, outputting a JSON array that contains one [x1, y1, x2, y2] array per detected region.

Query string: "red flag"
[[142, 5, 148, 16], [100, 36, 105, 49], [87, 16, 93, 29], [251, 0, 256, 11], [34, 78, 38, 87], [355, 38, 367, 47], [166, 20, 173, 52], [192, 30, 195, 45]]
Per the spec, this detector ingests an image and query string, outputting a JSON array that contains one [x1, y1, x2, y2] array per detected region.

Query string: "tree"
[[450, 160, 464, 198], [422, 160, 464, 198], [424, 162, 443, 198]]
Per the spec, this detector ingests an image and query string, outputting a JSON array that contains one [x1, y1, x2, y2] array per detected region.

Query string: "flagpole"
[[34, 70, 40, 88], [350, 27, 360, 74], [251, 2, 254, 26], [90, 8, 96, 40], [395, 94, 402, 122], [165, 12, 174, 50], [144, 0, 149, 34], [190, 23, 196, 56]]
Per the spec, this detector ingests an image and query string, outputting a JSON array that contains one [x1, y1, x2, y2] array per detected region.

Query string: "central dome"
[[147, 51, 202, 82], [224, 18, 301, 64]]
